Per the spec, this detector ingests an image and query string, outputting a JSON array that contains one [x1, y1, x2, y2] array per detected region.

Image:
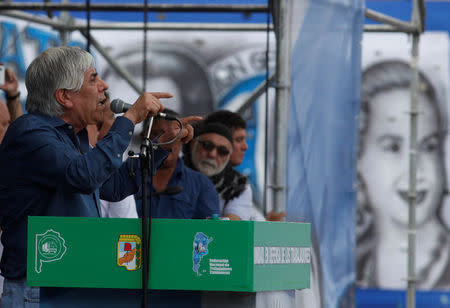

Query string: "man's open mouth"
[[97, 98, 107, 106]]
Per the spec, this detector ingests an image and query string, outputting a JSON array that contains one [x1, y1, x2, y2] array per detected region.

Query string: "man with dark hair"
[[0, 46, 197, 306], [136, 109, 220, 219]]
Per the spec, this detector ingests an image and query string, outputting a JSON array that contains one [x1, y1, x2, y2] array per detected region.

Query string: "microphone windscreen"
[[110, 99, 129, 114]]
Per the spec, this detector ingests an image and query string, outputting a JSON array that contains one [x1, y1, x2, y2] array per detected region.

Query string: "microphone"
[[110, 98, 177, 120], [110, 98, 131, 113]]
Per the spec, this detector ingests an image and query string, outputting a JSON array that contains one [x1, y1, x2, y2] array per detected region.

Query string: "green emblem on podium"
[[35, 229, 67, 273]]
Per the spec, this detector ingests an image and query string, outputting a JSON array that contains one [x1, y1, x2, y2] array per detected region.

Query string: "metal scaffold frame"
[[0, 1, 426, 307]]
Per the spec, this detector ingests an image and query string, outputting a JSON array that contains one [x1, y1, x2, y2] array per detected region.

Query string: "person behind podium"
[[135, 108, 220, 219], [184, 122, 262, 220], [203, 110, 285, 221], [0, 46, 197, 307], [203, 110, 249, 168]]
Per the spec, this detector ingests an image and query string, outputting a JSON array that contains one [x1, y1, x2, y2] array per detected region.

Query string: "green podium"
[[27, 217, 311, 307]]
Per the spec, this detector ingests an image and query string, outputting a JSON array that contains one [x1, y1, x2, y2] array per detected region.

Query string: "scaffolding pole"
[[271, 0, 289, 214], [365, 9, 416, 33], [0, 3, 268, 12], [0, 10, 274, 31], [407, 33, 419, 308], [235, 74, 275, 115], [364, 24, 408, 32], [406, 0, 424, 306]]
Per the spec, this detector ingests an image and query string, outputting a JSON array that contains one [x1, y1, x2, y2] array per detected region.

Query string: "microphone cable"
[[151, 116, 184, 147]]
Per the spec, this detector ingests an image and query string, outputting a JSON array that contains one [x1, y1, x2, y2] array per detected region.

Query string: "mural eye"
[[389, 143, 400, 152], [381, 140, 401, 153], [420, 136, 438, 153]]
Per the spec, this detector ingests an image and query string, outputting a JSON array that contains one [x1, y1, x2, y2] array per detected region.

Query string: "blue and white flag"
[[287, 0, 365, 307]]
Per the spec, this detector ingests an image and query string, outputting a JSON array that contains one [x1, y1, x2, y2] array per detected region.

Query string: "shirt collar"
[[31, 112, 90, 152], [31, 112, 69, 128]]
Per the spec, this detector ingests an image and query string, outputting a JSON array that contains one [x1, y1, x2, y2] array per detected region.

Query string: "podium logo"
[[192, 232, 213, 276], [35, 229, 67, 273], [117, 234, 142, 271]]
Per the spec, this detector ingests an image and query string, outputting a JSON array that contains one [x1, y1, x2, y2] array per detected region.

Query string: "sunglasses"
[[197, 139, 231, 157]]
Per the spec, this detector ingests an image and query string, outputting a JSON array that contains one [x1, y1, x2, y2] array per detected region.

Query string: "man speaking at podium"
[[0, 46, 197, 307]]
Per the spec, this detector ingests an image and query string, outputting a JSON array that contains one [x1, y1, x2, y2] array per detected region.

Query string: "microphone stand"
[[129, 115, 181, 308], [139, 117, 155, 308]]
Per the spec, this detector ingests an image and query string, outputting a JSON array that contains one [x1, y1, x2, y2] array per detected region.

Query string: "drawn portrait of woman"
[[102, 42, 215, 117], [356, 60, 450, 289]]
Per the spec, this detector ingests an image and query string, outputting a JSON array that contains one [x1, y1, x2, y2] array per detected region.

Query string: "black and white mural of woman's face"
[[359, 87, 444, 227], [355, 33, 450, 291], [101, 46, 214, 117]]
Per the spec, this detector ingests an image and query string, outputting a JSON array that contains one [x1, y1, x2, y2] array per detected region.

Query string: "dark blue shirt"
[[0, 113, 168, 279], [136, 159, 220, 219]]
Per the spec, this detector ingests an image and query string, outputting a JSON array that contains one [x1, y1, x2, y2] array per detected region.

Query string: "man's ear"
[[54, 89, 74, 109]]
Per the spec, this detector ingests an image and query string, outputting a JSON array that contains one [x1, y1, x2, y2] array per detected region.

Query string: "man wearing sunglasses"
[[204, 110, 249, 167], [184, 122, 263, 221], [203, 110, 285, 222]]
